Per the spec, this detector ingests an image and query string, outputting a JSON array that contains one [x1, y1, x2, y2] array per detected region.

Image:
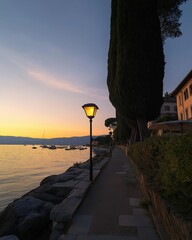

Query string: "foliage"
[[94, 135, 111, 145], [158, 0, 188, 42], [105, 118, 117, 130], [73, 162, 82, 167], [108, 0, 164, 120], [128, 135, 192, 218], [107, 0, 188, 143], [107, 0, 164, 142], [156, 114, 178, 122]]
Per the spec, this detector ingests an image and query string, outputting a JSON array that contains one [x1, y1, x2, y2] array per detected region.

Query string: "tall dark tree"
[[107, 0, 188, 143], [107, 0, 164, 142], [115, 112, 131, 144]]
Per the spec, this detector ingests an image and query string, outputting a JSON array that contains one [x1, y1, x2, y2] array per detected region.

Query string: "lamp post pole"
[[82, 103, 98, 182], [89, 118, 93, 181]]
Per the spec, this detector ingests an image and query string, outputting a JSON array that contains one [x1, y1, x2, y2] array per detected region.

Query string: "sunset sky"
[[0, 0, 191, 138]]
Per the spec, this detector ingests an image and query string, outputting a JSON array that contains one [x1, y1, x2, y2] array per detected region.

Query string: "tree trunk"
[[136, 117, 150, 141], [125, 118, 139, 144]]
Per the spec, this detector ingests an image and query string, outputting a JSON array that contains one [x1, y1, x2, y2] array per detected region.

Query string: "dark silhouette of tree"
[[158, 0, 188, 42], [115, 113, 131, 144], [94, 135, 111, 145], [104, 118, 117, 130], [107, 0, 187, 143], [107, 0, 164, 143]]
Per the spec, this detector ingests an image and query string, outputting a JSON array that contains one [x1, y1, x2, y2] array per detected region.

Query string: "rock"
[[79, 162, 90, 169], [40, 173, 76, 186], [56, 173, 75, 182], [52, 181, 78, 189], [27, 191, 64, 205], [65, 167, 84, 175], [25, 184, 71, 204], [49, 185, 72, 198], [24, 184, 52, 197], [0, 196, 53, 240], [24, 180, 72, 205], [0, 203, 18, 237], [40, 175, 58, 185], [0, 236, 20, 240]]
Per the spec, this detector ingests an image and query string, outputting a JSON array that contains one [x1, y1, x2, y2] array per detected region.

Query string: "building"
[[171, 70, 192, 120], [160, 92, 177, 117], [148, 70, 192, 135], [148, 92, 177, 128]]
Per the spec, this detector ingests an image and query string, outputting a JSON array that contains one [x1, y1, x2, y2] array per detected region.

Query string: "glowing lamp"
[[82, 103, 99, 119]]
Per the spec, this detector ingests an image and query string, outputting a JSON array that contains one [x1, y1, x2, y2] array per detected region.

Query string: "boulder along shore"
[[0, 150, 110, 240]]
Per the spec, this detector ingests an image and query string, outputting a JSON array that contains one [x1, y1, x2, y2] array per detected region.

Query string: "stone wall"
[[120, 146, 192, 240]]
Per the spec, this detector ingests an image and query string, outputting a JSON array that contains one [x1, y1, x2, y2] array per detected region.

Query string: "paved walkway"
[[61, 148, 160, 240]]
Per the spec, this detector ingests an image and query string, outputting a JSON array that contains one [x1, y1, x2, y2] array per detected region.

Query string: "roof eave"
[[170, 69, 192, 96]]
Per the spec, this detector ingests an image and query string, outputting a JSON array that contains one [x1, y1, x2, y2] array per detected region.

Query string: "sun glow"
[[0, 116, 109, 138]]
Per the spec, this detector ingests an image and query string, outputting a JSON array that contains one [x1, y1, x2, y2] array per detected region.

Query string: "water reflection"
[[0, 145, 90, 211]]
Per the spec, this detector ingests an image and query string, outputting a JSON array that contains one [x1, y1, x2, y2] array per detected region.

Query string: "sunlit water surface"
[[0, 145, 90, 211]]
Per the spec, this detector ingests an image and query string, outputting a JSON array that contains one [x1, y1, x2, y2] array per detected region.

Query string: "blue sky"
[[164, 1, 192, 93], [0, 0, 191, 138], [0, 0, 113, 137]]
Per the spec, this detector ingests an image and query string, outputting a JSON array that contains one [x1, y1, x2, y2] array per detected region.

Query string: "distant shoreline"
[[0, 135, 91, 145]]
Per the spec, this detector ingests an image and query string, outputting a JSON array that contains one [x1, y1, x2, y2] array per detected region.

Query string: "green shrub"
[[128, 135, 192, 218], [128, 136, 164, 183]]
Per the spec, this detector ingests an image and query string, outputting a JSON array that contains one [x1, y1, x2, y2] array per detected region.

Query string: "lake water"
[[0, 145, 90, 211]]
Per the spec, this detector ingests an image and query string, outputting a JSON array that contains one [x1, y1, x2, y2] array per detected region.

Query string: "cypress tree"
[[107, 0, 165, 142]]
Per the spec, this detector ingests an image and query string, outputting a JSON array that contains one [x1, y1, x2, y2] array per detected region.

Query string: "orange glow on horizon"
[[0, 131, 109, 139], [1, 97, 115, 139], [0, 123, 109, 139]]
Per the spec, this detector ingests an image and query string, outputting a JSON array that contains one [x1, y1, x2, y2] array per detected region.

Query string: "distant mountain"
[[0, 135, 91, 145]]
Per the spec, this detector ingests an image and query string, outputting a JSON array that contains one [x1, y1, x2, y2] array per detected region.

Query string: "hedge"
[[128, 135, 192, 219]]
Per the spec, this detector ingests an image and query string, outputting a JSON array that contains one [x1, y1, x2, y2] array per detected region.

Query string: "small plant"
[[73, 162, 82, 167]]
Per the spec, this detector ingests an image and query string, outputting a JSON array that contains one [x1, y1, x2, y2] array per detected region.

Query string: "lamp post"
[[82, 103, 99, 181]]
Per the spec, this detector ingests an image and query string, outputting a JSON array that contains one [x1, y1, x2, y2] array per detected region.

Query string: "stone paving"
[[60, 148, 161, 240]]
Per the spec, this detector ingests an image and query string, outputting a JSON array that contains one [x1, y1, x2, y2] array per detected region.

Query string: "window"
[[185, 108, 189, 120], [164, 106, 170, 111], [191, 106, 192, 118], [179, 95, 182, 105], [190, 84, 192, 96], [184, 88, 189, 100], [174, 106, 177, 112]]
